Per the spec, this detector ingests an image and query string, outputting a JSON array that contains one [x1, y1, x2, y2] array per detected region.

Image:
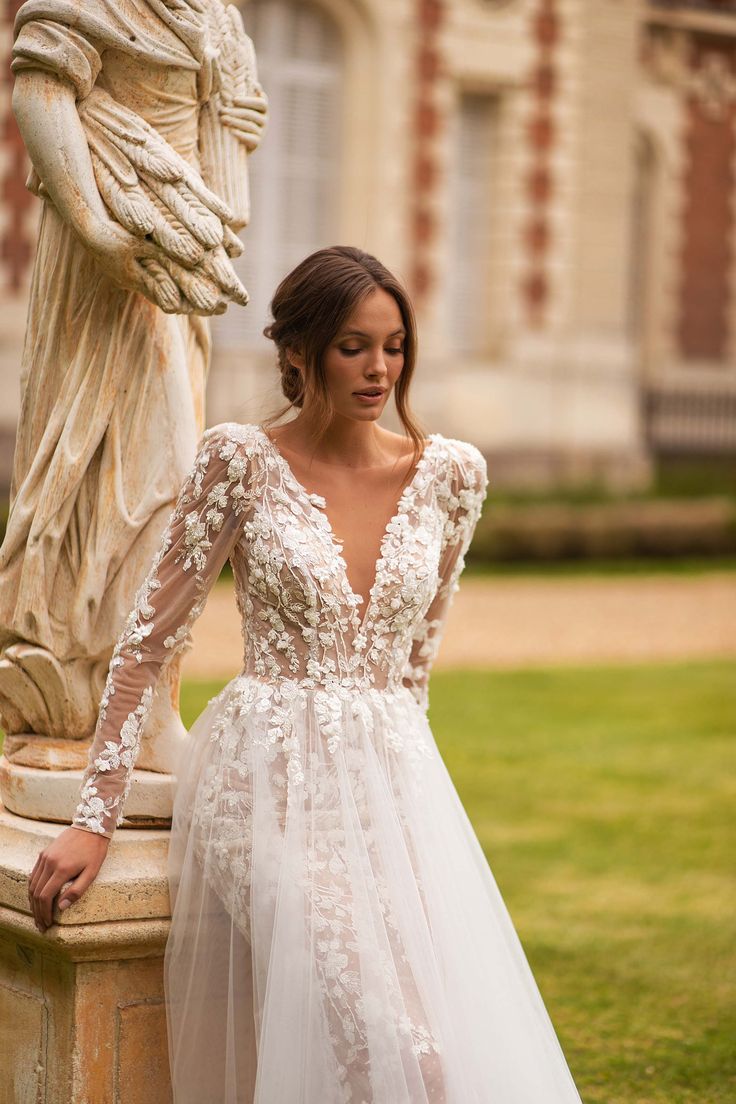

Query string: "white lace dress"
[[69, 421, 584, 1104]]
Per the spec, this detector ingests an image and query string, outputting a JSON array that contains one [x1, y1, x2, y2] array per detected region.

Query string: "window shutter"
[[446, 94, 497, 356]]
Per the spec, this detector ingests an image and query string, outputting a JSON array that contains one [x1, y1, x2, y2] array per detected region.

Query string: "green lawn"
[[2, 660, 731, 1099], [431, 661, 735, 1104], [181, 660, 735, 1104]]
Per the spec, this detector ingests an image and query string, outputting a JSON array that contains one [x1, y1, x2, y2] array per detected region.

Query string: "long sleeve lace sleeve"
[[402, 441, 488, 713], [70, 425, 255, 839]]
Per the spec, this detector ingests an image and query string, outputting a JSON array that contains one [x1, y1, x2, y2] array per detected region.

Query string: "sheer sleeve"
[[402, 441, 488, 712], [70, 425, 256, 839]]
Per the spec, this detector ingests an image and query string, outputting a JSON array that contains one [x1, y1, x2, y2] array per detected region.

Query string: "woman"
[[28, 246, 584, 1103]]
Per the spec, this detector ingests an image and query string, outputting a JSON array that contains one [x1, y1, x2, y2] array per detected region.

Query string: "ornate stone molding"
[[645, 25, 736, 119]]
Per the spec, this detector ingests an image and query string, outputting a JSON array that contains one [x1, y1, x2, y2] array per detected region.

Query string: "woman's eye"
[[339, 346, 403, 357]]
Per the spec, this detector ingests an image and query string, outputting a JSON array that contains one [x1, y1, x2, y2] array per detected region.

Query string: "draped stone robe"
[[0, 0, 259, 744]]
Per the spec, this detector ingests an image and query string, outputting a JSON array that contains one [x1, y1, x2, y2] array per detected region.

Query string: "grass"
[[2, 659, 731, 1100], [180, 660, 735, 1104], [429, 661, 735, 1104]]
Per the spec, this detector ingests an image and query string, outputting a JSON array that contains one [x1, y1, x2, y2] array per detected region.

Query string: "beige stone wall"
[[2, 0, 736, 491]]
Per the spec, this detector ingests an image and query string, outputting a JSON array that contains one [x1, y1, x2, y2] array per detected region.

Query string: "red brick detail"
[[524, 217, 550, 255], [410, 0, 446, 304], [418, 0, 443, 34], [414, 153, 435, 190], [678, 88, 736, 360], [416, 102, 439, 140], [533, 9, 560, 49], [533, 62, 556, 98], [413, 260, 432, 298], [414, 207, 434, 245], [527, 166, 552, 203], [1, 0, 36, 292], [522, 272, 549, 330], [418, 45, 441, 84], [527, 113, 555, 151], [520, 0, 559, 329]]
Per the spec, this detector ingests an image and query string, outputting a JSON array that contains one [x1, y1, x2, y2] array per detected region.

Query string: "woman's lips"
[[353, 390, 384, 404]]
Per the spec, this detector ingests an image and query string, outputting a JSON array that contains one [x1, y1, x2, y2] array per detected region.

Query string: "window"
[[211, 0, 344, 350], [445, 93, 498, 357]]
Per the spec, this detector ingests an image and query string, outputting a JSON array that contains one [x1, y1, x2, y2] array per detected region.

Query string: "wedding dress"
[[69, 421, 584, 1103]]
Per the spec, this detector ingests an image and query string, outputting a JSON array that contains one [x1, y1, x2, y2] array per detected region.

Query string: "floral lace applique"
[[70, 425, 260, 836], [71, 421, 488, 837]]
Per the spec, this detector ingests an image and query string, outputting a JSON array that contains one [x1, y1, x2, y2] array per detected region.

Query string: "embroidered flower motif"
[[70, 419, 488, 853], [70, 421, 488, 1094]]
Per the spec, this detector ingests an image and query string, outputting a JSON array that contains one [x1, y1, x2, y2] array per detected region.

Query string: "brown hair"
[[262, 245, 428, 469]]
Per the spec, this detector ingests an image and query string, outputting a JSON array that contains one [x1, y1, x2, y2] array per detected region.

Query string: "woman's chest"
[[234, 478, 445, 636]]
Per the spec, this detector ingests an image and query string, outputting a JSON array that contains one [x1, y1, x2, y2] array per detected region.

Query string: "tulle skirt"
[[163, 673, 584, 1103]]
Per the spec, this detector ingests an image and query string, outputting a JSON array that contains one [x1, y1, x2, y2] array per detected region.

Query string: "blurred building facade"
[[2, 0, 736, 491]]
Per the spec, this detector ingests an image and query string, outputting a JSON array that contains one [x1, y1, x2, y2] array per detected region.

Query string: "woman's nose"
[[368, 348, 389, 376]]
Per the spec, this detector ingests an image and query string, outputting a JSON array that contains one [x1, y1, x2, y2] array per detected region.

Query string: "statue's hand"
[[219, 87, 269, 152], [83, 218, 183, 312], [85, 218, 229, 315], [28, 826, 111, 933]]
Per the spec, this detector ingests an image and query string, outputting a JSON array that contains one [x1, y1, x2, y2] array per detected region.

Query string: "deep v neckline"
[[256, 425, 440, 633]]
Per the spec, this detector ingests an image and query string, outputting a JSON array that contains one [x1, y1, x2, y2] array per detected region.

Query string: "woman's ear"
[[287, 347, 305, 371]]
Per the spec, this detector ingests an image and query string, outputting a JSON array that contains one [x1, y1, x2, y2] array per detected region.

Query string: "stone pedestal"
[[0, 799, 173, 1104], [0, 753, 175, 828], [0, 665, 187, 825]]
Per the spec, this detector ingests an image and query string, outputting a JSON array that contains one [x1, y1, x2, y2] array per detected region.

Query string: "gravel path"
[[181, 571, 736, 680]]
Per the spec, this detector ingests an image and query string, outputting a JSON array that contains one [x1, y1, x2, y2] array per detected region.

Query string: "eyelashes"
[[339, 348, 404, 357]]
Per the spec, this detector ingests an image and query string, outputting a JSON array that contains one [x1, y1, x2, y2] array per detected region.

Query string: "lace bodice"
[[70, 422, 488, 838]]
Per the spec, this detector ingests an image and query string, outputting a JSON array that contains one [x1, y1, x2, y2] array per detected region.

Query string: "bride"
[[27, 245, 584, 1103]]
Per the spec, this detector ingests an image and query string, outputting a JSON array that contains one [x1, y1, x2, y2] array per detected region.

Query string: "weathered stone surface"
[[0, 0, 267, 824], [4, 733, 95, 770], [0, 799, 174, 1101], [0, 982, 48, 1104], [0, 755, 176, 825]]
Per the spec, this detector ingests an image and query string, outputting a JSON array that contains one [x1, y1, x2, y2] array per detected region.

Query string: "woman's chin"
[[330, 394, 390, 422]]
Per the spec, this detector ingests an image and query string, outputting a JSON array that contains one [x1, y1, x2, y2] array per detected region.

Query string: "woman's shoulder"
[[432, 432, 488, 489], [198, 421, 266, 455]]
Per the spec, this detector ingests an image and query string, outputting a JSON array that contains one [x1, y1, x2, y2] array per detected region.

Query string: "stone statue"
[[0, 0, 267, 818]]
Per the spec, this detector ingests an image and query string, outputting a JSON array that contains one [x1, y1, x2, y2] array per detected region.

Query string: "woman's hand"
[[28, 826, 111, 933]]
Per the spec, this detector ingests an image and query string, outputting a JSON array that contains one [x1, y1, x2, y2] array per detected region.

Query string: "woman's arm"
[[71, 426, 256, 838], [402, 442, 488, 712], [28, 425, 257, 931]]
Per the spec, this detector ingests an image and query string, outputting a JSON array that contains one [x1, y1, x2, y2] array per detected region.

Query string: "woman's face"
[[295, 287, 406, 423]]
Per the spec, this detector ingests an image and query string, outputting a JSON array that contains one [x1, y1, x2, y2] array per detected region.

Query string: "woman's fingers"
[[28, 854, 48, 927], [27, 828, 110, 932], [57, 865, 99, 914], [28, 853, 43, 897], [34, 866, 76, 930]]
